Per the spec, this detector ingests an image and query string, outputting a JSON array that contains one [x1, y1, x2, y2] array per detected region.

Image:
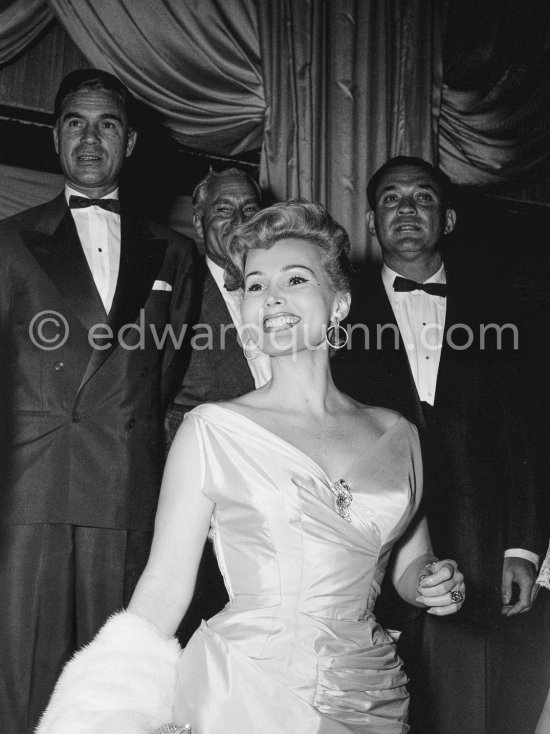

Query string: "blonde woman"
[[37, 202, 465, 734]]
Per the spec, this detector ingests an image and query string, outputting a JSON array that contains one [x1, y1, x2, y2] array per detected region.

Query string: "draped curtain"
[[0, 0, 445, 259], [439, 0, 550, 188], [0, 0, 549, 257], [0, 19, 87, 116], [257, 0, 446, 258], [50, 0, 265, 156], [0, 0, 53, 66]]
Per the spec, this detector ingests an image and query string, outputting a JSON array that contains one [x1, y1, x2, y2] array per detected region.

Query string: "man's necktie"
[[393, 276, 448, 297], [69, 195, 120, 214]]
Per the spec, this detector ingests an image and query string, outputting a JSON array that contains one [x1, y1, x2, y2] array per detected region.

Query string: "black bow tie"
[[393, 276, 448, 297], [69, 195, 120, 214]]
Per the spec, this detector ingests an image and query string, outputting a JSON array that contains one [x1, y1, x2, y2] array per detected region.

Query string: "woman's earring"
[[325, 320, 348, 350], [243, 337, 262, 360]]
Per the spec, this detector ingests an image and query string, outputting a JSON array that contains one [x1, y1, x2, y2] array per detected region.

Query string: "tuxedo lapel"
[[21, 195, 106, 331], [107, 214, 167, 335], [433, 270, 471, 412], [367, 272, 425, 428], [77, 212, 168, 393], [202, 270, 255, 394], [202, 268, 229, 325]]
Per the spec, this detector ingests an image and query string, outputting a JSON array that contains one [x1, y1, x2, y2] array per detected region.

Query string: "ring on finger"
[[450, 588, 464, 604]]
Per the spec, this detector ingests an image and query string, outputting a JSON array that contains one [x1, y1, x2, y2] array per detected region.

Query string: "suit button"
[[71, 411, 81, 423], [126, 418, 136, 430], [54, 361, 65, 371], [141, 367, 149, 377]]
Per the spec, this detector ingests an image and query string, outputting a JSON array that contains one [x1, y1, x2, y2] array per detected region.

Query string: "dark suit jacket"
[[0, 193, 198, 531], [333, 265, 541, 621], [168, 260, 255, 417]]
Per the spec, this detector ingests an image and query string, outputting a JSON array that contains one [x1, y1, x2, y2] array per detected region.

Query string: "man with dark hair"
[[333, 156, 543, 734], [53, 68, 136, 125], [365, 155, 453, 212], [0, 68, 197, 733], [164, 167, 270, 645]]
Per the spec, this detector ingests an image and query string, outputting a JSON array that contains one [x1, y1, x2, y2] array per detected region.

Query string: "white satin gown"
[[173, 404, 424, 734]]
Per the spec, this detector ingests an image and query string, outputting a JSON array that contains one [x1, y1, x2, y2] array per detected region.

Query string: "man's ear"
[[193, 213, 204, 240], [125, 129, 138, 158], [53, 124, 59, 155], [444, 208, 456, 235], [366, 210, 377, 238], [333, 291, 351, 322]]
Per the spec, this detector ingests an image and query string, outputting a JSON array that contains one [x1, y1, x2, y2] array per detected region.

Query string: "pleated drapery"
[[257, 0, 446, 258], [439, 83, 550, 186], [50, 0, 265, 156], [439, 0, 550, 188], [0, 0, 54, 66], [1, 1, 549, 256], [0, 0, 446, 258]]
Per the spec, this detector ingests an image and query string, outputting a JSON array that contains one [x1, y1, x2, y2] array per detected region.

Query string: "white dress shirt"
[[382, 262, 538, 569], [382, 263, 446, 406], [206, 257, 271, 389], [66, 185, 121, 313]]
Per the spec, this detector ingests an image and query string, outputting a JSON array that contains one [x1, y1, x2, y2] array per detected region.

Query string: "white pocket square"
[[152, 280, 172, 292]]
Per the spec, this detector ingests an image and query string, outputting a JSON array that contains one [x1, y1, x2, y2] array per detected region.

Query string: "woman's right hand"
[[415, 559, 465, 615]]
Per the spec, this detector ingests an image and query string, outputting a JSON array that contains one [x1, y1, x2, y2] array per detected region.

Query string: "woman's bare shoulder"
[[353, 401, 407, 433], [218, 385, 273, 413]]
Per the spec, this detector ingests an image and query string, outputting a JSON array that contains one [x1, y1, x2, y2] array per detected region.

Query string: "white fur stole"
[[35, 611, 182, 734]]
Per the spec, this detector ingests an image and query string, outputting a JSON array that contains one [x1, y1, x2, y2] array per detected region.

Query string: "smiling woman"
[[37, 201, 466, 734], [225, 201, 353, 356], [243, 237, 341, 356], [225, 199, 352, 293]]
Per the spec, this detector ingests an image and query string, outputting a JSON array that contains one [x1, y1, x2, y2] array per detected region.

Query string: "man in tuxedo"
[[0, 69, 197, 733], [333, 156, 543, 734], [165, 167, 271, 644]]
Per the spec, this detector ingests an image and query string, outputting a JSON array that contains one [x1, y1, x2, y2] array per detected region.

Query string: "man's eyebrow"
[[378, 182, 439, 195], [211, 196, 259, 205], [211, 197, 235, 205], [415, 182, 439, 192], [61, 111, 124, 123]]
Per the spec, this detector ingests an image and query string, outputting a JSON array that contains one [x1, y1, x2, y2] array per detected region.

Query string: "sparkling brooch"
[[330, 479, 352, 523]]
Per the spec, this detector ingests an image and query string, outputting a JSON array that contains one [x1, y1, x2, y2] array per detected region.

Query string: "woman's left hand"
[[415, 559, 465, 615]]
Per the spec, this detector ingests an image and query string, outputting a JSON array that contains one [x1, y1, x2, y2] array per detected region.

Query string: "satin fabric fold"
[[173, 404, 423, 733]]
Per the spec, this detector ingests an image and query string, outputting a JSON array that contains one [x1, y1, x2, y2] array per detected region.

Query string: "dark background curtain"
[[0, 0, 549, 258], [0, 0, 53, 66], [257, 0, 446, 258], [0, 0, 448, 259], [440, 0, 550, 199], [49, 0, 265, 156]]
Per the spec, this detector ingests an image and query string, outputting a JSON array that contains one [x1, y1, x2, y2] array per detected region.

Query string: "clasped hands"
[[416, 560, 465, 616]]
